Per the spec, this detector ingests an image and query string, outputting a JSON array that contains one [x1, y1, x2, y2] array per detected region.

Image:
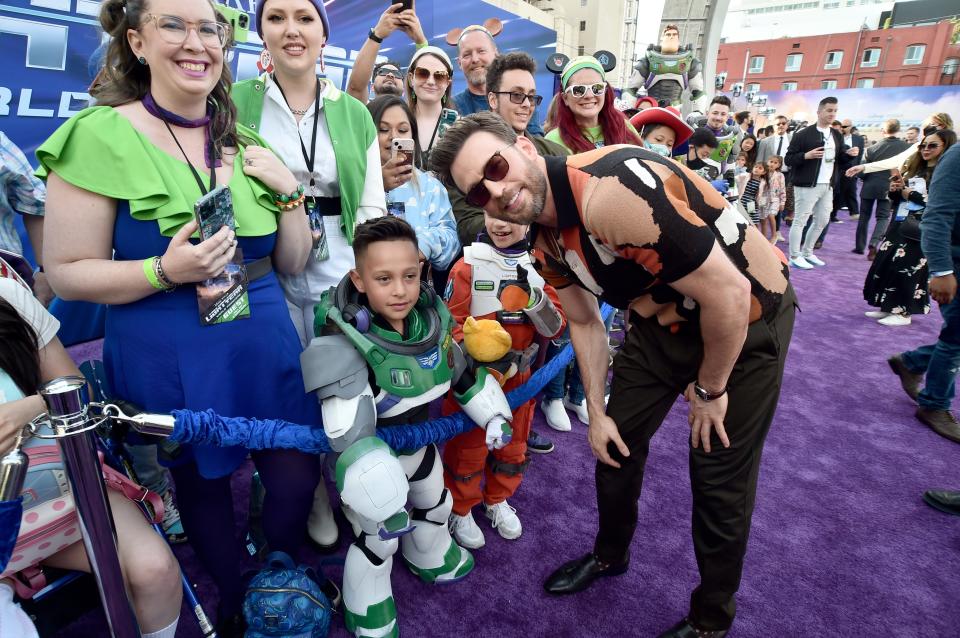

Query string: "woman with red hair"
[[545, 56, 641, 153]]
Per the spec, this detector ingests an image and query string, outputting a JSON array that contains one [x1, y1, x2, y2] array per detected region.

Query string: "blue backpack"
[[243, 552, 333, 638]]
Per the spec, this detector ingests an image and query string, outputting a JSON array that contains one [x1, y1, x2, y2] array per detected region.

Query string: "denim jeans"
[[543, 329, 571, 400], [902, 290, 960, 410]]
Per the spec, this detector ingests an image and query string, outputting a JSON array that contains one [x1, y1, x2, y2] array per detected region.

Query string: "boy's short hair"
[[352, 216, 419, 264], [690, 127, 719, 149]]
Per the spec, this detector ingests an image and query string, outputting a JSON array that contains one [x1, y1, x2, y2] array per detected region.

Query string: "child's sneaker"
[[484, 500, 522, 540], [449, 511, 485, 549], [527, 430, 555, 454], [160, 489, 188, 544]]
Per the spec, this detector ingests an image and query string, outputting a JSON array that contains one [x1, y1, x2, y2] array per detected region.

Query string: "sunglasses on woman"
[[919, 142, 942, 151], [465, 143, 514, 208], [564, 83, 605, 98], [412, 67, 450, 83]]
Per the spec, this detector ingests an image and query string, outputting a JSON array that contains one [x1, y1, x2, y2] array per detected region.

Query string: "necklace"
[[142, 92, 220, 168]]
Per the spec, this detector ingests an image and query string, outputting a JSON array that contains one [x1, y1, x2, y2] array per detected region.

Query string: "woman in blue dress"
[[37, 0, 321, 633]]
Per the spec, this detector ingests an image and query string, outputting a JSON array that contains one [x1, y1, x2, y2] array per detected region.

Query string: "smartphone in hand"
[[392, 138, 415, 168], [390, 0, 413, 11]]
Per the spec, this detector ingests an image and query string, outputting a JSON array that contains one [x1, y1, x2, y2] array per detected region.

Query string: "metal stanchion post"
[[37, 376, 141, 638]]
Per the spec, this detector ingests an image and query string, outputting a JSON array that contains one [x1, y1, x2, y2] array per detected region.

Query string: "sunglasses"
[[465, 143, 514, 208], [493, 91, 543, 106], [919, 143, 942, 150], [564, 83, 605, 98], [376, 67, 402, 80], [411, 67, 450, 83]]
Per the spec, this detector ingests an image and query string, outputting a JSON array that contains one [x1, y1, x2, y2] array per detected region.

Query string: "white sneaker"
[[878, 313, 912, 326], [804, 254, 826, 266], [563, 396, 590, 424], [449, 511, 485, 549], [789, 256, 813, 269], [541, 398, 572, 432], [484, 501, 522, 540], [775, 232, 786, 243], [865, 310, 890, 319]]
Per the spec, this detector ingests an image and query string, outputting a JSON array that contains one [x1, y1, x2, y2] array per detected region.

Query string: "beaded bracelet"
[[274, 184, 305, 207], [276, 191, 306, 212]]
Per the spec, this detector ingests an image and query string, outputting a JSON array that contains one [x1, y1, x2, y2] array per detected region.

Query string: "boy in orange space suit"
[[442, 210, 566, 548]]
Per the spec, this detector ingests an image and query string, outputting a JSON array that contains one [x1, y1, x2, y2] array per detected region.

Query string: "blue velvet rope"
[[171, 305, 614, 453]]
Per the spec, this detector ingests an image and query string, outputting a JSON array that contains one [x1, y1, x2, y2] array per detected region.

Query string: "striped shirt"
[[741, 178, 762, 223], [0, 132, 45, 255]]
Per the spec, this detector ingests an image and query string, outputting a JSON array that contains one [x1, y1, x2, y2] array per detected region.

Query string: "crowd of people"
[[0, 1, 958, 637]]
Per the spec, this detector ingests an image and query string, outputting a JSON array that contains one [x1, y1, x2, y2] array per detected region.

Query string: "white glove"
[[484, 417, 513, 450]]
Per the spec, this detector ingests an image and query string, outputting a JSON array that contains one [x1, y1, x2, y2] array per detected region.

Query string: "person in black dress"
[[864, 130, 957, 326]]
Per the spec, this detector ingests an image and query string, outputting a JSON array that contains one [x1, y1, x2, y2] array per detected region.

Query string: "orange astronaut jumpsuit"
[[441, 244, 566, 515]]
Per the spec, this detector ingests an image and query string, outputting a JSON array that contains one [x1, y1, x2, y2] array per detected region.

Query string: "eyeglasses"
[[842, 125, 852, 129], [919, 143, 942, 150], [412, 67, 450, 83], [465, 143, 514, 208], [376, 67, 402, 80], [564, 83, 606, 98], [493, 91, 543, 107], [142, 14, 229, 48]]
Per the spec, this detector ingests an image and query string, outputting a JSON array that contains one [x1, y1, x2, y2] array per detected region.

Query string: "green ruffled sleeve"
[[36, 107, 280, 237]]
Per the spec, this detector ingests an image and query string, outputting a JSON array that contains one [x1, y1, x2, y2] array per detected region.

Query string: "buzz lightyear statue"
[[300, 276, 514, 637], [625, 24, 706, 113]]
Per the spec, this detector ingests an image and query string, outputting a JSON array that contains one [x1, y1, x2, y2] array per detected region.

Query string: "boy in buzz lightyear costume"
[[300, 216, 513, 637]]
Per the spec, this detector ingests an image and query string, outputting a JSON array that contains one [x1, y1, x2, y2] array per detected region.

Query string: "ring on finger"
[[244, 158, 254, 166]]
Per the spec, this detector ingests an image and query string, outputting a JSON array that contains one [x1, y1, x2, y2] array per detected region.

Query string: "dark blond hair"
[[93, 0, 241, 151]]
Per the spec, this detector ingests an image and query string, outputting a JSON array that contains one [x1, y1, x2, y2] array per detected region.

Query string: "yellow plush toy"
[[462, 316, 516, 385]]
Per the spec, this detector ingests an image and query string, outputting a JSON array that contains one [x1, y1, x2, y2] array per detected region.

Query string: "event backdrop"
[[730, 86, 960, 135], [0, 0, 559, 158]]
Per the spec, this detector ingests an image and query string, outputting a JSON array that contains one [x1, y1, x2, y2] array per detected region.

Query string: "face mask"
[[644, 141, 672, 158]]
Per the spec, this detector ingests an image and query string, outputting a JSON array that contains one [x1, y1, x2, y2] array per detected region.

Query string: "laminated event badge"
[[193, 185, 251, 325], [305, 197, 329, 262]]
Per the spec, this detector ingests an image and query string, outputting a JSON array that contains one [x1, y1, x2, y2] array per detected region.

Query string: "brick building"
[[716, 20, 960, 93]]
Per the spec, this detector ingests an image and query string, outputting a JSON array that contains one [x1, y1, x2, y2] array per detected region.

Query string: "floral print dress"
[[863, 187, 929, 316]]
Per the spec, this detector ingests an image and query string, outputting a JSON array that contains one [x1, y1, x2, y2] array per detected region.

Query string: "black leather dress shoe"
[[543, 552, 628, 595], [657, 617, 729, 638], [923, 490, 960, 516]]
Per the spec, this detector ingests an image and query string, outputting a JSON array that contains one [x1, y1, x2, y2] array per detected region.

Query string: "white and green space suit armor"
[[626, 45, 706, 112], [300, 276, 513, 637]]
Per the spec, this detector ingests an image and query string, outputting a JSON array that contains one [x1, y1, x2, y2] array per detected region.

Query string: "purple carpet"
[[56, 218, 960, 637]]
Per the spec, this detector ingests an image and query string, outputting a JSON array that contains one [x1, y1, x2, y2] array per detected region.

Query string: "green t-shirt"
[[36, 106, 281, 237]]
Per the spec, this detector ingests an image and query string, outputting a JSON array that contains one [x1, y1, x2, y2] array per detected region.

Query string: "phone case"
[[194, 185, 235, 240]]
